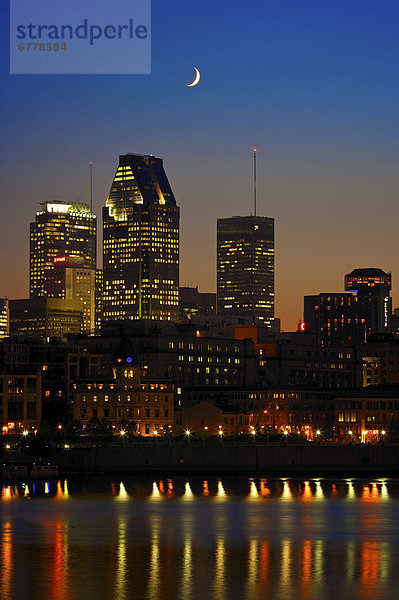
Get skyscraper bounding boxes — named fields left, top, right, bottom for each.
left=103, top=153, right=179, bottom=323
left=30, top=201, right=96, bottom=298
left=217, top=216, right=274, bottom=326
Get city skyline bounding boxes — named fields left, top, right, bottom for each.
left=1, top=1, right=398, bottom=330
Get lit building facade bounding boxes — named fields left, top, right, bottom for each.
left=0, top=298, right=9, bottom=339
left=304, top=293, right=368, bottom=347
left=30, top=201, right=96, bottom=298
left=103, top=153, right=179, bottom=323
left=73, top=349, right=174, bottom=436
left=217, top=216, right=274, bottom=326
left=10, top=298, right=83, bottom=338
left=0, top=374, right=42, bottom=434
left=95, top=269, right=103, bottom=333
left=47, top=257, right=96, bottom=333
left=345, top=268, right=392, bottom=334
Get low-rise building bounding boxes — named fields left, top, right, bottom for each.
left=176, top=401, right=252, bottom=435
left=73, top=348, right=174, bottom=436
left=0, top=373, right=42, bottom=433
left=336, top=386, right=399, bottom=442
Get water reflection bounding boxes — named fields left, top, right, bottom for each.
left=1, top=477, right=399, bottom=599
left=115, top=517, right=127, bottom=600
left=3, top=476, right=399, bottom=503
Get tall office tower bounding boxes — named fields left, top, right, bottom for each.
left=217, top=216, right=274, bottom=326
left=345, top=268, right=392, bottom=334
left=0, top=298, right=9, bottom=339
left=103, top=153, right=179, bottom=323
left=30, top=201, right=96, bottom=298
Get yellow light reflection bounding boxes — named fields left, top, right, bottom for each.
left=63, top=479, right=70, bottom=498
left=115, top=517, right=127, bottom=600
left=346, top=479, right=356, bottom=501
left=147, top=517, right=160, bottom=600
left=1, top=521, right=12, bottom=600
left=248, top=480, right=259, bottom=501
left=150, top=481, right=161, bottom=501
left=380, top=541, right=389, bottom=582
left=314, top=479, right=323, bottom=500
left=245, top=539, right=258, bottom=599
left=180, top=535, right=193, bottom=599
left=116, top=482, right=129, bottom=501
left=44, top=482, right=50, bottom=495
left=281, top=480, right=292, bottom=501
left=380, top=480, right=389, bottom=500
left=183, top=481, right=194, bottom=501
left=213, top=538, right=226, bottom=599
left=314, top=540, right=324, bottom=587
left=346, top=540, right=356, bottom=580
left=281, top=539, right=292, bottom=586
left=216, top=480, right=226, bottom=501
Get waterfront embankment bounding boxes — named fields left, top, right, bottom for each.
left=49, top=443, right=399, bottom=476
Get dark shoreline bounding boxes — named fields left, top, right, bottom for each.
left=46, top=443, right=399, bottom=477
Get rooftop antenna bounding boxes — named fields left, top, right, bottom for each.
left=90, top=161, right=93, bottom=213
left=253, top=148, right=257, bottom=217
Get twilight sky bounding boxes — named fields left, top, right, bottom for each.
left=0, top=0, right=398, bottom=330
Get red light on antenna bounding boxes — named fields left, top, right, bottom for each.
left=253, top=147, right=257, bottom=152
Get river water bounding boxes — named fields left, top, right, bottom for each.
left=1, top=476, right=399, bottom=600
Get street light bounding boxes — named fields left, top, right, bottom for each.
left=22, top=430, right=29, bottom=437
left=120, top=430, right=126, bottom=437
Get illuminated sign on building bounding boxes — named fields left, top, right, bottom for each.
left=384, top=296, right=389, bottom=329
left=46, top=203, right=71, bottom=214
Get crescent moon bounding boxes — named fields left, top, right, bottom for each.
left=187, top=67, right=200, bottom=87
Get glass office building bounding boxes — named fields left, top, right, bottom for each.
left=217, top=216, right=274, bottom=326
left=103, top=153, right=179, bottom=323
left=30, top=201, right=96, bottom=298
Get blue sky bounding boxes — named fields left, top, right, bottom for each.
left=1, top=0, right=398, bottom=328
